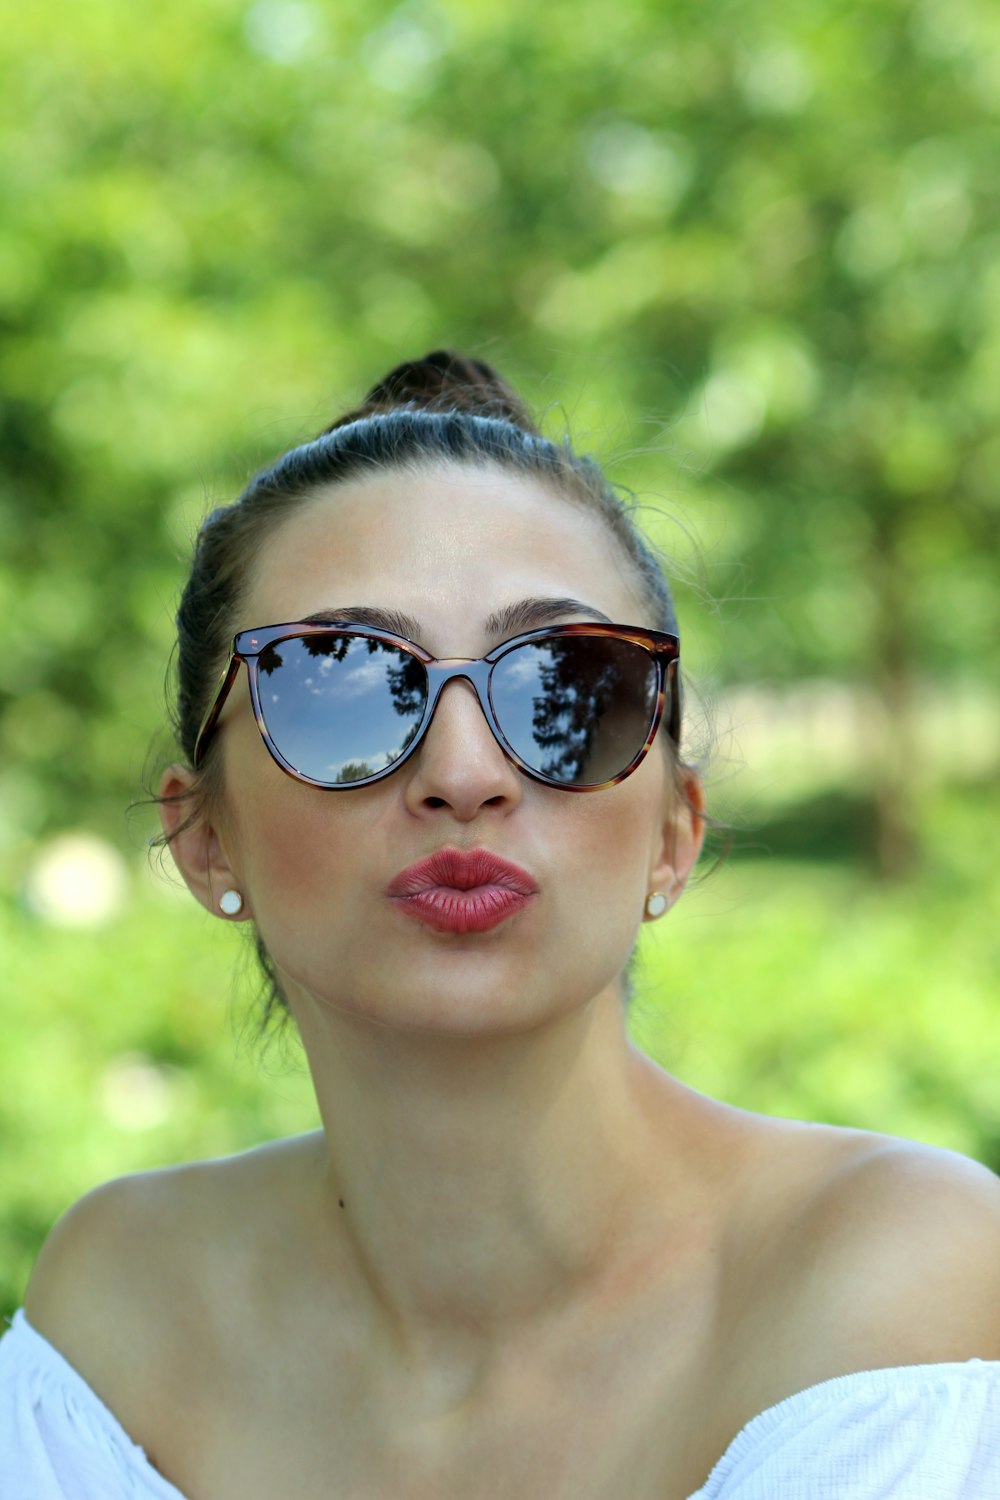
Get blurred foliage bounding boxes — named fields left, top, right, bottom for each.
left=1, top=0, right=999, bottom=1313
left=2, top=783, right=998, bottom=1322
left=1, top=0, right=998, bottom=860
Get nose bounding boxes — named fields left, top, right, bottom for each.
left=402, top=675, right=523, bottom=821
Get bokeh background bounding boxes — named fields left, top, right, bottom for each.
left=2, top=0, right=998, bottom=1321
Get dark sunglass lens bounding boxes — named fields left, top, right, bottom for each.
left=490, top=636, right=658, bottom=786
left=256, top=634, right=427, bottom=784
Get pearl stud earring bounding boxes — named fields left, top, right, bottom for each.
left=644, top=891, right=668, bottom=919
left=219, top=890, right=243, bottom=916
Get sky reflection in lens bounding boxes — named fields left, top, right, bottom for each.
left=258, top=634, right=426, bottom=781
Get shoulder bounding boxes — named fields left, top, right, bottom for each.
left=24, top=1166, right=213, bottom=1395
left=790, top=1131, right=1000, bottom=1364
left=27, top=1169, right=176, bottom=1303
left=23, top=1135, right=321, bottom=1406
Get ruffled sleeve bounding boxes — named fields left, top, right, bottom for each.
left=0, top=1310, right=189, bottom=1500
left=689, top=1359, right=1000, bottom=1499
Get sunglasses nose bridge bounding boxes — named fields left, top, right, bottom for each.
left=419, top=657, right=502, bottom=748
left=423, top=658, right=494, bottom=718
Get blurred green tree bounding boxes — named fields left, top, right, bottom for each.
left=1, top=0, right=997, bottom=871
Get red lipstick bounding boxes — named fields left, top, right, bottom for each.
left=386, top=848, right=539, bottom=934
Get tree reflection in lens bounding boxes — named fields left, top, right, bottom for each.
left=493, top=638, right=656, bottom=785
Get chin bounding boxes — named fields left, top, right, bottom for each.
left=294, top=960, right=580, bottom=1041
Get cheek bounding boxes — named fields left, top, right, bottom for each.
left=576, top=800, right=636, bottom=879
left=226, top=777, right=369, bottom=959
left=516, top=789, right=660, bottom=1013
left=221, top=715, right=367, bottom=901
left=563, top=787, right=661, bottom=932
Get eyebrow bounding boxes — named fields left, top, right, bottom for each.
left=299, top=597, right=614, bottom=641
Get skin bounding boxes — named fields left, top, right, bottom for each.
left=24, top=464, right=1000, bottom=1500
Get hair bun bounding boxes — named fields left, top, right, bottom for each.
left=320, top=350, right=540, bottom=437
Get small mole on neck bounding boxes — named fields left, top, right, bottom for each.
left=338, top=1198, right=345, bottom=1209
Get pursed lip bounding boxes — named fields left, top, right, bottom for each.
left=385, top=848, right=539, bottom=935
left=386, top=847, right=539, bottom=899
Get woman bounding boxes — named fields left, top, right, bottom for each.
left=2, top=351, right=998, bottom=1499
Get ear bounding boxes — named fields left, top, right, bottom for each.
left=157, top=764, right=251, bottom=921
left=646, top=764, right=706, bottom=914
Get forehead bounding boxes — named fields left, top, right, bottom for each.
left=244, top=463, right=649, bottom=648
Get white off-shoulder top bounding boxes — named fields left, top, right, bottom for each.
left=1, top=1310, right=998, bottom=1498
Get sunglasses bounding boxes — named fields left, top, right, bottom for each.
left=193, top=621, right=681, bottom=792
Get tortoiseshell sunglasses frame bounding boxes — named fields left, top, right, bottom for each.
left=193, top=620, right=681, bottom=792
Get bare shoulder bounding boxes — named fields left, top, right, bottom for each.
left=24, top=1134, right=322, bottom=1412
left=785, top=1125, right=1000, bottom=1364
left=23, top=1168, right=194, bottom=1425
left=26, top=1162, right=220, bottom=1362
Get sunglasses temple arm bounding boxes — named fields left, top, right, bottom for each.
left=666, top=657, right=682, bottom=746
left=193, top=652, right=242, bottom=767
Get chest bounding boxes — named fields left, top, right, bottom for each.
left=143, top=1303, right=742, bottom=1500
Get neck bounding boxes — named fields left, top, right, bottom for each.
left=291, top=986, right=685, bottom=1358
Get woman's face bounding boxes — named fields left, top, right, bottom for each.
left=204, top=463, right=698, bottom=1037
